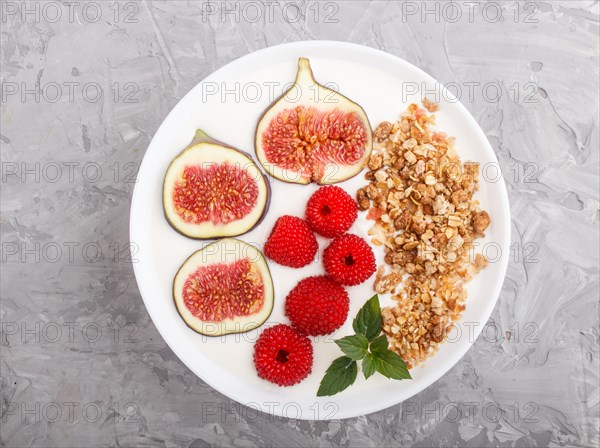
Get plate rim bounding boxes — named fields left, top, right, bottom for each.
left=130, top=40, right=511, bottom=420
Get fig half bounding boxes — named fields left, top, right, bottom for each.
left=173, top=238, right=274, bottom=336
left=255, top=58, right=373, bottom=184
left=163, top=130, right=270, bottom=239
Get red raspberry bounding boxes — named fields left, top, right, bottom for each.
left=253, top=324, right=313, bottom=387
left=305, top=186, right=358, bottom=238
left=323, top=234, right=376, bottom=286
left=285, top=276, right=349, bottom=336
left=264, top=216, right=318, bottom=268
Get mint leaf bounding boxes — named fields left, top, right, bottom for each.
left=370, top=334, right=389, bottom=354
left=317, top=356, right=358, bottom=397
left=315, top=294, right=412, bottom=397
left=362, top=353, right=378, bottom=379
left=375, top=350, right=412, bottom=380
left=335, top=334, right=369, bottom=361
left=352, top=295, right=382, bottom=341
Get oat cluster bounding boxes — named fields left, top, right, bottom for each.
left=356, top=101, right=491, bottom=368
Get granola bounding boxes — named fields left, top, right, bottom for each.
left=358, top=103, right=491, bottom=368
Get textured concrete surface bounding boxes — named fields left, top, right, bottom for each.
left=1, top=1, right=599, bottom=447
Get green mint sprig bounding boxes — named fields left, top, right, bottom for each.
left=317, top=295, right=411, bottom=397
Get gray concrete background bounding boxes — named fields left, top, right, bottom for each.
left=1, top=1, right=599, bottom=447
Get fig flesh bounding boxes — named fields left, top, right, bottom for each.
left=255, top=58, right=373, bottom=184
left=173, top=238, right=274, bottom=336
left=163, top=130, right=270, bottom=239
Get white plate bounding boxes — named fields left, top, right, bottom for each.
left=130, top=41, right=510, bottom=420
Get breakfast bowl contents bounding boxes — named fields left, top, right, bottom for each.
left=173, top=238, right=274, bottom=336
left=255, top=58, right=373, bottom=184
left=131, top=43, right=509, bottom=419
left=357, top=103, right=491, bottom=368
left=163, top=129, right=270, bottom=239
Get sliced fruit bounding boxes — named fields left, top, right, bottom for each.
left=173, top=238, right=274, bottom=336
left=255, top=58, right=373, bottom=185
left=164, top=129, right=270, bottom=239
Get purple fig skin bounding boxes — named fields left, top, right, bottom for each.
left=254, top=57, right=373, bottom=185
left=163, top=129, right=271, bottom=240
left=172, top=239, right=274, bottom=337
